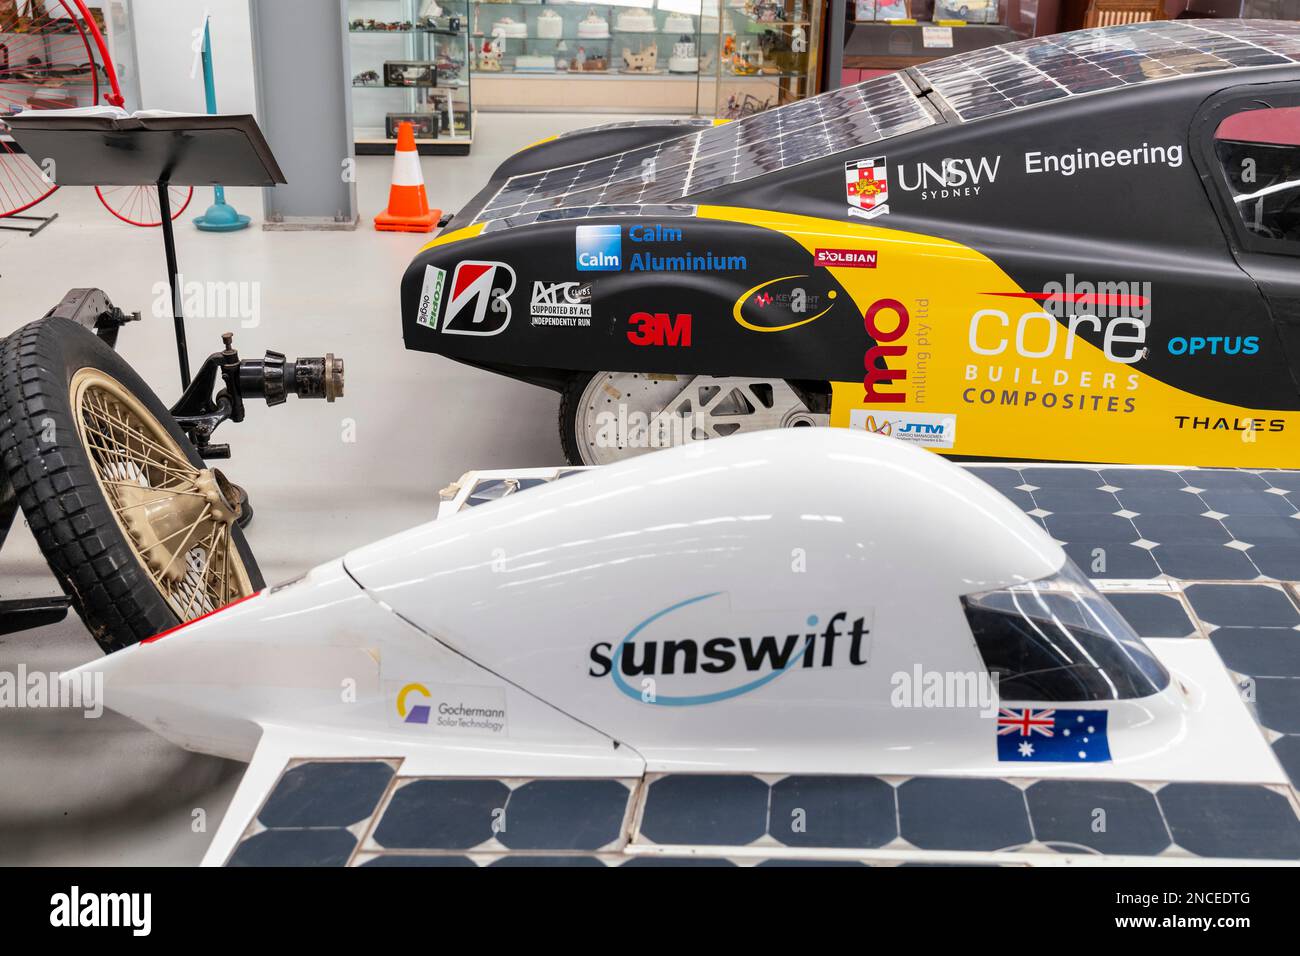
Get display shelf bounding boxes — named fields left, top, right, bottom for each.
left=842, top=20, right=1017, bottom=69
left=346, top=0, right=474, bottom=153
left=355, top=118, right=475, bottom=154
left=454, top=0, right=819, bottom=116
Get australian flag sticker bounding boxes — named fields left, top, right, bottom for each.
left=996, top=708, right=1111, bottom=762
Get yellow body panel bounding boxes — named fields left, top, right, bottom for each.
left=698, top=205, right=1297, bottom=467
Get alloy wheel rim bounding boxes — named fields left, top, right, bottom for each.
left=577, top=371, right=822, bottom=466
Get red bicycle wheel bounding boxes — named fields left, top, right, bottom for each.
left=0, top=0, right=118, bottom=218
left=94, top=184, right=195, bottom=227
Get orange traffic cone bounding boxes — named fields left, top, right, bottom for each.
left=375, top=121, right=440, bottom=233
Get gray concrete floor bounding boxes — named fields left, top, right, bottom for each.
left=0, top=112, right=639, bottom=865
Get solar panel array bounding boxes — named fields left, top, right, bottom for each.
left=920, top=19, right=1300, bottom=121
left=471, top=21, right=1300, bottom=228
left=472, top=71, right=936, bottom=225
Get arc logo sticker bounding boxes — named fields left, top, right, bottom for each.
left=441, top=260, right=516, bottom=335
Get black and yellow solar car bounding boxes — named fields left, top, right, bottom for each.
left=403, top=20, right=1300, bottom=467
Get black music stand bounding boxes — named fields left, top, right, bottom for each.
left=4, top=112, right=287, bottom=389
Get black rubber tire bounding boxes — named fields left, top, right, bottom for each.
left=558, top=371, right=598, bottom=466
left=0, top=317, right=264, bottom=654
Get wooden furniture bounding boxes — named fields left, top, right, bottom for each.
left=1083, top=0, right=1166, bottom=28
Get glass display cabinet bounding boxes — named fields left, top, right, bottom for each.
left=709, top=0, right=822, bottom=119
left=841, top=0, right=1022, bottom=83
left=466, top=0, right=716, bottom=113
left=460, top=0, right=820, bottom=118
left=347, top=0, right=474, bottom=154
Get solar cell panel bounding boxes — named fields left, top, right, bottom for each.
left=473, top=71, right=936, bottom=224
left=471, top=21, right=1300, bottom=228
left=920, top=20, right=1300, bottom=122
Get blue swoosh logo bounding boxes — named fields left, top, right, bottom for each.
left=611, top=593, right=811, bottom=707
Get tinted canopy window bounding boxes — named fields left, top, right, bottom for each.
left=1215, top=105, right=1300, bottom=247
left=963, top=562, right=1170, bottom=701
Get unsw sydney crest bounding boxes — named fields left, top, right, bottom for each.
left=588, top=593, right=871, bottom=706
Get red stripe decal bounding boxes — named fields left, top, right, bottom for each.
left=983, top=291, right=1150, bottom=307
left=142, top=591, right=262, bottom=645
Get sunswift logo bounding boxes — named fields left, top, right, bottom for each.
left=576, top=224, right=622, bottom=271
left=588, top=593, right=871, bottom=706
left=50, top=886, right=151, bottom=936
left=897, top=156, right=1000, bottom=200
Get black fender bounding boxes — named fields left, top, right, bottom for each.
left=400, top=213, right=867, bottom=389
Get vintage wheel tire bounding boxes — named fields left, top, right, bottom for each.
left=0, top=317, right=264, bottom=654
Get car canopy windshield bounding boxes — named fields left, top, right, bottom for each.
left=962, top=562, right=1170, bottom=701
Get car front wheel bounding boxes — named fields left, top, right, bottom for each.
left=559, top=371, right=828, bottom=466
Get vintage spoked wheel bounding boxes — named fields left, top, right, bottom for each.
left=0, top=317, right=263, bottom=653
left=559, top=371, right=827, bottom=466
left=94, top=185, right=195, bottom=227
left=0, top=0, right=120, bottom=220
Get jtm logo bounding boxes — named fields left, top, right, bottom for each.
left=576, top=224, right=622, bottom=271
left=900, top=423, right=944, bottom=435
left=628, top=312, right=692, bottom=347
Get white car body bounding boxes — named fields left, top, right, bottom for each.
left=73, top=430, right=1289, bottom=866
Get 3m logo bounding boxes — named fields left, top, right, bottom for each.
left=628, top=312, right=692, bottom=347
left=441, top=261, right=516, bottom=336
